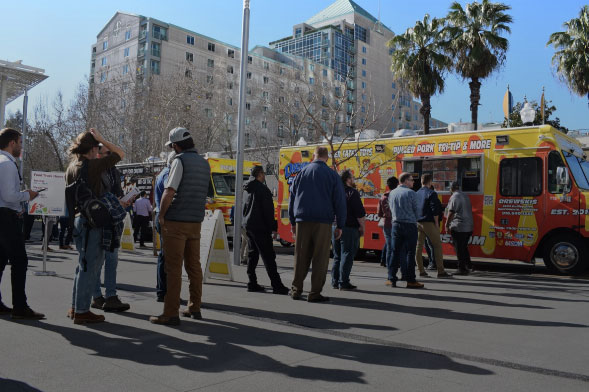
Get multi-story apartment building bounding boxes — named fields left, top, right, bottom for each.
left=89, top=0, right=446, bottom=161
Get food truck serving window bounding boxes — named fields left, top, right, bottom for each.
left=500, top=157, right=542, bottom=196
left=403, top=157, right=481, bottom=193
left=212, top=174, right=250, bottom=196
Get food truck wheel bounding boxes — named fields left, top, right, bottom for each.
left=542, top=235, right=588, bottom=275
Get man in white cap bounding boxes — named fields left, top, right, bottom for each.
left=150, top=127, right=210, bottom=326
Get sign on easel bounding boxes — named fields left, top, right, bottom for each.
left=120, top=214, right=135, bottom=251
left=200, top=209, right=233, bottom=283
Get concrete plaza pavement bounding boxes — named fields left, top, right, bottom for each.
left=1, top=240, right=589, bottom=392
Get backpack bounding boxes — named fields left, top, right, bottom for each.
left=65, top=160, right=113, bottom=229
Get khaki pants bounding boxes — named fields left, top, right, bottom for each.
left=416, top=221, right=445, bottom=274
left=162, top=220, right=202, bottom=317
left=291, top=222, right=332, bottom=299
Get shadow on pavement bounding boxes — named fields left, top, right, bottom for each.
left=27, top=313, right=493, bottom=382
left=0, top=378, right=42, bottom=392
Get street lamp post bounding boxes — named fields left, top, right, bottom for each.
left=233, top=0, right=250, bottom=266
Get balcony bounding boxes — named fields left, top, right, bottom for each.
left=346, top=80, right=355, bottom=90
left=139, top=30, right=147, bottom=41
left=347, top=95, right=355, bottom=103
left=138, top=47, right=146, bottom=58
left=151, top=48, right=161, bottom=58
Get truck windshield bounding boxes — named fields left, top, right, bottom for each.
left=563, top=152, right=589, bottom=190
left=212, top=174, right=250, bottom=196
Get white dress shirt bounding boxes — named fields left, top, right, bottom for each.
left=0, top=150, right=30, bottom=212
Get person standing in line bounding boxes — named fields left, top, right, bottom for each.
left=133, top=191, right=152, bottom=248
left=150, top=127, right=210, bottom=326
left=288, top=146, right=346, bottom=302
left=91, top=145, right=130, bottom=312
left=331, top=170, right=365, bottom=290
left=388, top=172, right=424, bottom=288
left=378, top=176, right=398, bottom=286
left=415, top=174, right=451, bottom=278
left=154, top=151, right=176, bottom=302
left=445, top=181, right=474, bottom=275
left=0, top=128, right=44, bottom=319
left=242, top=165, right=289, bottom=294
left=65, top=129, right=125, bottom=324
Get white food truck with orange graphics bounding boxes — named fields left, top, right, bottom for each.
left=276, top=125, right=589, bottom=275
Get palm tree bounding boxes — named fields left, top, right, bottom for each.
left=446, top=0, right=512, bottom=129
left=388, top=14, right=452, bottom=135
left=547, top=6, right=589, bottom=101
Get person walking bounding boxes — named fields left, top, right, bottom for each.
left=65, top=128, right=125, bottom=324
left=91, top=145, right=130, bottom=312
left=415, top=174, right=451, bottom=278
left=331, top=170, right=365, bottom=290
left=288, top=146, right=346, bottom=302
left=0, top=128, right=44, bottom=320
left=154, top=151, right=175, bottom=302
left=388, top=172, right=424, bottom=288
left=150, top=127, right=210, bottom=326
left=445, top=181, right=474, bottom=275
left=133, top=191, right=152, bottom=247
left=378, top=176, right=398, bottom=286
left=242, top=165, right=289, bottom=294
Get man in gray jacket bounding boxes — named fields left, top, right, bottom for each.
left=150, top=127, right=210, bottom=326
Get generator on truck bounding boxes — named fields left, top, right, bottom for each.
left=276, top=125, right=589, bottom=275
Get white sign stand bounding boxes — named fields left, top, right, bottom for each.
left=29, top=171, right=65, bottom=277
left=200, top=210, right=233, bottom=283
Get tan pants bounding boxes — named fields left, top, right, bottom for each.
left=162, top=220, right=202, bottom=317
left=416, top=221, right=445, bottom=274
left=291, top=222, right=332, bottom=299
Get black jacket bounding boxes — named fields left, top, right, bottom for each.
left=242, top=177, right=277, bottom=233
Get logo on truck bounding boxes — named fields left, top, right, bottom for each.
left=284, top=162, right=310, bottom=185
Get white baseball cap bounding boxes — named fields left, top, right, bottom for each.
left=166, top=127, right=192, bottom=147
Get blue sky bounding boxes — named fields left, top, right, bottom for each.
left=2, top=0, right=588, bottom=130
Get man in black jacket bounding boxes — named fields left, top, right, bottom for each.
left=242, top=166, right=289, bottom=294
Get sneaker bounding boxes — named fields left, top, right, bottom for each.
left=406, top=281, right=425, bottom=289
left=427, top=264, right=437, bottom=271
left=291, top=291, right=302, bottom=300
left=149, top=314, right=180, bottom=326
left=437, top=272, right=453, bottom=278
left=419, top=271, right=429, bottom=277
left=73, top=311, right=105, bottom=324
left=272, top=286, right=290, bottom=295
left=91, top=296, right=105, bottom=310
left=11, top=306, right=45, bottom=320
left=181, top=309, right=203, bottom=320
left=103, top=296, right=130, bottom=312
left=247, top=283, right=265, bottom=292
left=339, top=283, right=357, bottom=291
left=308, top=295, right=330, bottom=303
left=0, top=301, right=12, bottom=315
left=67, top=307, right=74, bottom=319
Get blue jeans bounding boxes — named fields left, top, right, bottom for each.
left=94, top=248, right=119, bottom=298
left=155, top=213, right=166, bottom=298
left=331, top=226, right=360, bottom=287
left=383, top=226, right=395, bottom=279
left=72, top=216, right=105, bottom=313
left=390, top=222, right=417, bottom=283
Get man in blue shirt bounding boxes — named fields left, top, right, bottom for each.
left=0, top=128, right=43, bottom=319
left=154, top=151, right=175, bottom=302
left=288, top=146, right=346, bottom=302
left=388, top=172, right=424, bottom=288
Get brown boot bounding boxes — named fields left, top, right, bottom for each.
left=149, top=314, right=180, bottom=326
left=406, top=281, right=425, bottom=289
left=73, top=311, right=105, bottom=324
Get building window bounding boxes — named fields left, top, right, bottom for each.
left=362, top=70, right=366, bottom=77
left=185, top=69, right=192, bottom=78
left=186, top=52, right=193, bottom=62
left=263, top=106, right=268, bottom=112
left=248, top=56, right=252, bottom=64
left=295, top=27, right=302, bottom=38
left=124, top=48, right=130, bottom=57
left=247, top=72, right=252, bottom=79
left=362, top=58, right=366, bottom=65
left=150, top=60, right=160, bottom=75
left=151, top=42, right=161, bottom=57
left=101, top=57, right=107, bottom=66
left=392, top=82, right=396, bottom=89
left=100, top=72, right=106, bottom=82
left=263, top=76, right=269, bottom=84
left=152, top=25, right=167, bottom=40
left=278, top=125, right=284, bottom=137
left=121, top=99, right=126, bottom=109
left=262, top=91, right=269, bottom=99
left=323, top=69, right=328, bottom=77
left=227, top=97, right=233, bottom=106
left=361, top=106, right=365, bottom=113
left=362, top=46, right=366, bottom=53
left=103, top=41, right=108, bottom=50
left=125, top=30, right=131, bottom=41
left=262, top=120, right=267, bottom=129
left=208, top=42, right=215, bottom=52
left=264, top=61, right=269, bottom=70
left=278, top=96, right=285, bottom=103
left=122, top=64, right=129, bottom=74
left=205, top=108, right=213, bottom=118
left=207, top=59, right=214, bottom=67
left=280, top=67, right=285, bottom=75
left=247, top=88, right=251, bottom=95
left=227, top=49, right=234, bottom=58
left=205, top=93, right=213, bottom=99
left=207, top=75, right=214, bottom=84
left=310, top=64, right=315, bottom=71
left=392, top=94, right=396, bottom=100
left=245, top=117, right=251, bottom=125
left=227, top=65, right=233, bottom=74
left=309, top=77, right=315, bottom=85
left=227, top=81, right=233, bottom=89
left=361, top=93, right=366, bottom=101
left=187, top=35, right=194, bottom=45
left=361, top=81, right=366, bottom=89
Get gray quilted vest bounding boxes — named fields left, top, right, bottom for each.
left=165, top=149, right=210, bottom=223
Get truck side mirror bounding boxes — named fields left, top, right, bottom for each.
left=556, top=166, right=570, bottom=193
